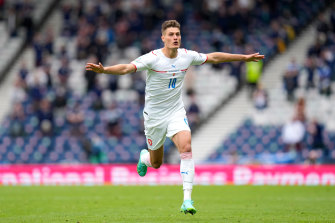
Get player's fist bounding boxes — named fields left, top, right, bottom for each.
left=85, top=62, right=105, bottom=73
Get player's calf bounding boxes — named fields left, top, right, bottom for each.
left=151, top=159, right=162, bottom=169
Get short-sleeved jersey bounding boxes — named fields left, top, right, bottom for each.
left=131, top=48, right=207, bottom=119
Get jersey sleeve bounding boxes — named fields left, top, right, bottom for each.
left=131, top=52, right=155, bottom=72
left=188, top=50, right=208, bottom=66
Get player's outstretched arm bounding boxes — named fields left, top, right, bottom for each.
left=206, top=52, right=265, bottom=64
left=85, top=62, right=136, bottom=75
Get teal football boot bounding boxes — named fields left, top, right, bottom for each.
left=180, top=200, right=197, bottom=215
left=137, top=149, right=148, bottom=177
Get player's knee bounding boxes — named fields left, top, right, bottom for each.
left=151, top=160, right=162, bottom=169
left=181, top=143, right=192, bottom=153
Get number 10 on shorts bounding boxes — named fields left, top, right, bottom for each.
left=168, top=78, right=177, bottom=89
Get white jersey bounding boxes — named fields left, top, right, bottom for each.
left=131, top=48, right=207, bottom=119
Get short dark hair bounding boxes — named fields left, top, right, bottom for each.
left=161, top=20, right=181, bottom=34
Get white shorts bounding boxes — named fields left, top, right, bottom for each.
left=143, top=108, right=191, bottom=150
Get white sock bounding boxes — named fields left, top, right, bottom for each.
left=180, top=152, right=194, bottom=201
left=184, top=189, right=192, bottom=201
left=141, top=150, right=152, bottom=167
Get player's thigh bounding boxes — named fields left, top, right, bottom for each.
left=144, top=118, right=167, bottom=151
left=171, top=130, right=192, bottom=154
left=167, top=109, right=192, bottom=153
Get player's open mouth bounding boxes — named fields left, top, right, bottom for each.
left=173, top=42, right=179, bottom=45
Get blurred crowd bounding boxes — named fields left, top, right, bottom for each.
left=208, top=2, right=335, bottom=165
left=250, top=3, right=335, bottom=109
left=1, top=0, right=332, bottom=164
left=248, top=5, right=335, bottom=164
left=281, top=6, right=335, bottom=164
left=1, top=0, right=34, bottom=42
left=283, top=5, right=335, bottom=101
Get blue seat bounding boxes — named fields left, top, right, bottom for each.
left=207, top=119, right=334, bottom=164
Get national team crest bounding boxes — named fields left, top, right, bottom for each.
left=148, top=139, right=152, bottom=146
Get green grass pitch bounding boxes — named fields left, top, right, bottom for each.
left=0, top=185, right=334, bottom=223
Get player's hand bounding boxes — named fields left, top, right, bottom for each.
left=245, top=53, right=265, bottom=62
left=85, top=62, right=105, bottom=73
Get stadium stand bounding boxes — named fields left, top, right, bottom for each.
left=0, top=0, right=331, bottom=164
left=0, top=0, right=59, bottom=82
left=208, top=119, right=335, bottom=164
left=208, top=4, right=335, bottom=164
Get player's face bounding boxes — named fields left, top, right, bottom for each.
left=162, top=27, right=181, bottom=49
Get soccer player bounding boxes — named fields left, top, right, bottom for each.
left=86, top=20, right=264, bottom=215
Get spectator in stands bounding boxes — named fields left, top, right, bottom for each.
left=57, top=45, right=69, bottom=59
left=245, top=46, right=263, bottom=95
left=106, top=118, right=122, bottom=139
left=140, top=39, right=154, bottom=55
left=229, top=61, right=243, bottom=89
left=108, top=74, right=119, bottom=92
left=99, top=16, right=115, bottom=46
left=282, top=115, right=305, bottom=152
left=53, top=86, right=68, bottom=110
left=132, top=74, right=146, bottom=106
left=61, top=2, right=78, bottom=37
left=316, top=14, right=330, bottom=35
left=283, top=57, right=300, bottom=101
left=9, top=103, right=25, bottom=137
left=26, top=66, right=48, bottom=110
left=317, top=60, right=332, bottom=97
left=322, top=49, right=335, bottom=82
left=18, top=62, right=29, bottom=80
left=33, top=33, right=44, bottom=67
left=305, top=118, right=326, bottom=165
left=295, top=97, right=306, bottom=123
left=307, top=39, right=323, bottom=58
left=21, top=6, right=34, bottom=44
left=6, top=6, right=19, bottom=37
left=37, top=99, right=54, bottom=136
left=26, top=63, right=48, bottom=88
left=89, top=135, right=107, bottom=163
left=58, top=57, right=71, bottom=85
left=305, top=150, right=320, bottom=165
left=85, top=55, right=98, bottom=92
left=91, top=89, right=104, bottom=111
left=186, top=89, right=201, bottom=130
left=66, top=100, right=84, bottom=137
left=282, top=98, right=306, bottom=152
left=104, top=102, right=123, bottom=139
left=307, top=118, right=326, bottom=153
left=12, top=76, right=27, bottom=103
left=304, top=56, right=317, bottom=89
left=76, top=34, right=90, bottom=60
left=44, top=28, right=54, bottom=55
left=92, top=32, right=109, bottom=63
left=269, top=20, right=287, bottom=53
left=46, top=63, right=54, bottom=88
left=252, top=82, right=268, bottom=110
